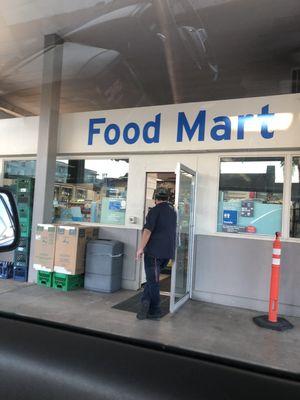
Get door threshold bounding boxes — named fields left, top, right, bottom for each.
left=160, top=291, right=171, bottom=297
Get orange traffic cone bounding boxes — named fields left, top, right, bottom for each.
left=253, top=232, right=293, bottom=331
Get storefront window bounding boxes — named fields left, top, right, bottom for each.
left=53, top=159, right=129, bottom=225
left=3, top=160, right=36, bottom=193
left=217, top=158, right=284, bottom=235
left=290, top=157, right=300, bottom=237
left=4, top=160, right=36, bottom=178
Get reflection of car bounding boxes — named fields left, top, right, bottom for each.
left=2, top=42, right=149, bottom=115
left=0, top=211, right=14, bottom=246
left=0, top=188, right=20, bottom=253
left=0, top=228, right=14, bottom=246
left=1, top=0, right=219, bottom=113
left=66, top=0, right=218, bottom=104
left=161, top=0, right=218, bottom=80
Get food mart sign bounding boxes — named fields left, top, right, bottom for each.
left=75, top=93, right=298, bottom=153
left=87, top=104, right=277, bottom=147
left=0, top=93, right=299, bottom=155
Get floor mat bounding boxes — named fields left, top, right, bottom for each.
left=112, top=292, right=170, bottom=318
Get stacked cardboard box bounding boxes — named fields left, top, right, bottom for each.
left=33, top=224, right=98, bottom=290
left=33, top=224, right=57, bottom=272
left=54, top=226, right=98, bottom=275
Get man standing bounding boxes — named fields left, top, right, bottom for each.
left=136, top=188, right=177, bottom=320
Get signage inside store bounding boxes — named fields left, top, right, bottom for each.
left=88, top=104, right=275, bottom=146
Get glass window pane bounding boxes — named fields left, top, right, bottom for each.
left=4, top=160, right=36, bottom=179
left=3, top=160, right=36, bottom=197
left=53, top=159, right=129, bottom=225
left=217, top=158, right=284, bottom=235
left=290, top=157, right=300, bottom=237
left=175, top=169, right=194, bottom=303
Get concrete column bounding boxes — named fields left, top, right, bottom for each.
left=28, top=34, right=64, bottom=282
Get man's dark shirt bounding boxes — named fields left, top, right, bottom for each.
left=143, top=202, right=177, bottom=259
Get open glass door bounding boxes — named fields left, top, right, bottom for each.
left=170, top=163, right=196, bottom=313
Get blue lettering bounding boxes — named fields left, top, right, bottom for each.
left=259, top=104, right=274, bottom=139
left=143, top=114, right=161, bottom=144
left=104, top=124, right=120, bottom=145
left=123, top=122, right=140, bottom=144
left=177, top=110, right=206, bottom=142
left=88, top=118, right=106, bottom=145
left=237, top=114, right=254, bottom=140
left=89, top=106, right=275, bottom=147
left=210, top=116, right=231, bottom=141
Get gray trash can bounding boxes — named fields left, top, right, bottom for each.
left=84, top=240, right=124, bottom=293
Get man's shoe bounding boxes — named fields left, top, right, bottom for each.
left=147, top=311, right=162, bottom=320
left=136, top=301, right=150, bottom=320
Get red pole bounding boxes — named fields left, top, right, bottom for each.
left=268, top=232, right=281, bottom=323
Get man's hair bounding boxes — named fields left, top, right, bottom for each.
left=155, top=188, right=169, bottom=201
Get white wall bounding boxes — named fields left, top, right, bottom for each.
left=0, top=117, right=38, bottom=156
left=194, top=154, right=220, bottom=234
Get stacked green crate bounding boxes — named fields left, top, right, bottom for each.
left=37, top=270, right=53, bottom=288
left=53, top=273, right=84, bottom=291
left=14, top=178, right=35, bottom=282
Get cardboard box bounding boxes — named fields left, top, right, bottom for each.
left=33, top=224, right=57, bottom=272
left=54, top=226, right=98, bottom=275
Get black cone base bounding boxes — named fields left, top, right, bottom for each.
left=253, top=315, right=294, bottom=331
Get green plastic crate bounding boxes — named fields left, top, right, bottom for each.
left=14, top=251, right=29, bottom=264
left=17, top=178, right=34, bottom=194
left=19, top=215, right=32, bottom=225
left=20, top=219, right=31, bottom=238
left=37, top=271, right=53, bottom=288
left=19, top=218, right=31, bottom=237
left=17, top=193, right=33, bottom=205
left=17, top=204, right=32, bottom=219
left=53, top=273, right=84, bottom=291
left=16, top=238, right=30, bottom=254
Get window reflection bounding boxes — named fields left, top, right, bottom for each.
left=53, top=159, right=129, bottom=225
left=3, top=159, right=129, bottom=226
left=218, top=158, right=284, bottom=235
left=1, top=0, right=299, bottom=118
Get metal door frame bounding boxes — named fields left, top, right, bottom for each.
left=170, top=163, right=196, bottom=313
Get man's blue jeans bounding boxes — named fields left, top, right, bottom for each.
left=141, top=254, right=169, bottom=313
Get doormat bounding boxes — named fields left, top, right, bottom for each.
left=112, top=292, right=170, bottom=318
